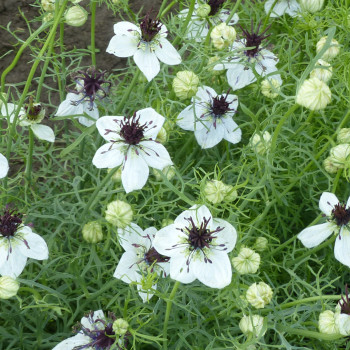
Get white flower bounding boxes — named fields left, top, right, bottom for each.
left=113, top=223, right=170, bottom=302
left=92, top=108, right=173, bottom=193
left=0, top=209, right=49, bottom=278
left=1, top=101, right=54, bottom=142
left=106, top=16, right=181, bottom=81
left=52, top=310, right=126, bottom=349
left=176, top=86, right=241, bottom=149
left=178, top=1, right=239, bottom=41
left=297, top=192, right=350, bottom=267
left=214, top=26, right=279, bottom=91
left=264, top=0, right=300, bottom=17
left=153, top=205, right=237, bottom=289
left=0, top=153, right=9, bottom=179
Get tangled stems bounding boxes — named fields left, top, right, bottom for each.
left=163, top=280, right=180, bottom=350
left=173, top=0, right=196, bottom=47
left=276, top=325, right=344, bottom=341
left=262, top=0, right=279, bottom=30
left=115, top=70, right=140, bottom=114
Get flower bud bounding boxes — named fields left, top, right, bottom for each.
left=239, top=315, right=266, bottom=338
left=337, top=128, right=350, bottom=144
left=112, top=318, right=129, bottom=336
left=153, top=166, right=176, bottom=181
left=316, top=36, right=340, bottom=61
left=161, top=218, right=174, bottom=227
left=210, top=23, right=236, bottom=50
left=300, top=0, right=324, bottom=13
left=207, top=56, right=223, bottom=76
left=0, top=276, right=20, bottom=299
left=203, top=180, right=228, bottom=204
left=223, top=184, right=237, bottom=202
left=197, top=3, right=211, bottom=18
left=172, top=71, right=199, bottom=100
left=250, top=131, right=272, bottom=155
left=232, top=247, right=260, bottom=274
left=82, top=221, right=103, bottom=243
left=42, top=0, right=55, bottom=12
left=261, top=78, right=281, bottom=98
left=323, top=157, right=340, bottom=174
left=65, top=6, right=88, bottom=27
left=246, top=282, right=273, bottom=309
left=156, top=127, right=167, bottom=144
left=296, top=77, right=331, bottom=111
left=319, top=310, right=339, bottom=334
left=310, top=59, right=332, bottom=83
left=253, top=237, right=268, bottom=252
left=108, top=167, right=122, bottom=183
left=105, top=200, right=133, bottom=228
left=329, top=144, right=350, bottom=168
left=43, top=12, right=54, bottom=22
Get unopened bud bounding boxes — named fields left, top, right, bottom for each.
left=197, top=4, right=211, bottom=18
left=300, top=0, right=324, bottom=13
left=239, top=315, right=266, bottom=338
left=316, top=36, right=340, bottom=61
left=323, top=157, right=340, bottom=174
left=250, top=131, right=272, bottom=155
left=211, top=23, right=236, bottom=50
left=319, top=310, right=339, bottom=334
left=172, top=71, right=199, bottom=100
left=112, top=318, right=129, bottom=336
left=82, top=221, right=103, bottom=243
left=232, top=247, right=260, bottom=274
left=105, top=200, right=133, bottom=228
left=329, top=144, right=350, bottom=168
left=0, top=276, right=20, bottom=299
left=65, top=6, right=88, bottom=27
left=246, top=282, right=273, bottom=309
left=261, top=78, right=282, bottom=98
left=310, top=59, right=332, bottom=83
left=41, top=0, right=55, bottom=12
left=337, top=128, right=350, bottom=144
left=153, top=166, right=176, bottom=181
left=156, top=127, right=167, bottom=144
left=253, top=237, right=268, bottom=252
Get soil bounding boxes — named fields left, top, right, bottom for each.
left=0, top=0, right=164, bottom=103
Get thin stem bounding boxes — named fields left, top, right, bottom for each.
left=159, top=1, right=177, bottom=18
left=262, top=0, right=279, bottom=30
left=158, top=0, right=169, bottom=18
left=173, top=0, right=196, bottom=47
left=163, top=280, right=180, bottom=350
left=90, top=0, right=97, bottom=66
left=115, top=71, right=140, bottom=113
left=276, top=325, right=344, bottom=340
left=25, top=128, right=34, bottom=185
left=226, top=0, right=242, bottom=24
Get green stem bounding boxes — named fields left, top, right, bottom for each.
left=173, top=0, right=196, bottom=47
left=158, top=0, right=169, bottom=18
left=25, top=128, right=34, bottom=185
left=262, top=0, right=279, bottom=30
left=115, top=71, right=140, bottom=113
left=159, top=1, right=177, bottom=18
left=276, top=325, right=344, bottom=340
left=90, top=0, right=97, bottom=66
left=163, top=281, right=180, bottom=350
left=59, top=22, right=66, bottom=99
left=226, top=0, right=242, bottom=23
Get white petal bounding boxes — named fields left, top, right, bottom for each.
left=154, top=39, right=181, bottom=65
left=118, top=223, right=146, bottom=252
left=137, top=282, right=155, bottom=303
left=297, top=222, right=335, bottom=248
left=113, top=21, right=140, bottom=36
left=79, top=102, right=99, bottom=126
left=265, top=0, right=288, bottom=17
left=153, top=224, right=187, bottom=257
left=223, top=119, right=242, bottom=144
left=121, top=147, right=149, bottom=193
left=174, top=205, right=213, bottom=229
left=106, top=35, right=138, bottom=57
left=334, top=228, right=350, bottom=267
left=338, top=314, right=350, bottom=336
left=134, top=48, right=160, bottom=82
left=212, top=218, right=237, bottom=253
left=192, top=250, right=232, bottom=288
left=113, top=251, right=139, bottom=283
left=176, top=105, right=196, bottom=131
left=227, top=64, right=256, bottom=91
left=31, top=124, right=55, bottom=143
left=136, top=108, right=164, bottom=139
left=285, top=0, right=300, bottom=16
left=92, top=143, right=124, bottom=169
left=18, top=227, right=49, bottom=260
left=195, top=120, right=225, bottom=149
left=195, top=86, right=216, bottom=102
left=319, top=192, right=339, bottom=217
left=346, top=195, right=350, bottom=209
left=0, top=153, right=9, bottom=178
left=139, top=141, right=172, bottom=170
left=170, top=254, right=196, bottom=284
left=52, top=333, right=90, bottom=350
left=96, top=116, right=124, bottom=141
left=55, top=94, right=83, bottom=116
left=0, top=246, right=27, bottom=278
left=81, top=310, right=105, bottom=328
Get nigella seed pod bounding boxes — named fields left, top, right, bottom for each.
left=300, top=0, right=325, bottom=13
left=0, top=276, right=20, bottom=299
left=246, top=282, right=273, bottom=309
left=65, top=6, right=88, bottom=27
left=310, top=59, right=332, bottom=83
left=82, top=221, right=103, bottom=243
left=105, top=200, right=133, bottom=228
left=172, top=71, right=199, bottom=100
left=210, top=23, right=236, bottom=50
left=316, top=36, right=340, bottom=61
left=319, top=310, right=339, bottom=334
left=231, top=247, right=260, bottom=274
left=239, top=315, right=266, bottom=338
left=337, top=128, right=350, bottom=144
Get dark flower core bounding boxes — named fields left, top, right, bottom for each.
left=24, top=100, right=43, bottom=121
left=144, top=247, right=170, bottom=265
left=0, top=209, right=22, bottom=238
left=119, top=114, right=148, bottom=145
left=73, top=312, right=122, bottom=350
left=71, top=67, right=111, bottom=110
left=339, top=285, right=350, bottom=315
left=332, top=203, right=350, bottom=227
left=207, top=0, right=226, bottom=16
left=210, top=90, right=235, bottom=117
left=240, top=22, right=270, bottom=58
left=139, top=14, right=162, bottom=42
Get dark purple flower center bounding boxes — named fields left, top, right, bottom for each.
left=240, top=22, right=270, bottom=58
left=332, top=203, right=350, bottom=226
left=24, top=97, right=43, bottom=121
left=0, top=209, right=22, bottom=238
left=339, top=285, right=350, bottom=315
left=119, top=115, right=148, bottom=145
left=71, top=67, right=111, bottom=110
left=139, top=14, right=162, bottom=42
left=144, top=247, right=170, bottom=265
left=207, top=0, right=226, bottom=16
left=210, top=92, right=233, bottom=117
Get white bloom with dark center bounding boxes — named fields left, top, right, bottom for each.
left=0, top=209, right=48, bottom=278
left=214, top=24, right=279, bottom=91
left=297, top=192, right=350, bottom=267
left=113, top=223, right=170, bottom=302
left=264, top=0, right=300, bottom=17
left=92, top=107, right=173, bottom=193
left=153, top=205, right=237, bottom=289
left=176, top=86, right=241, bottom=149
left=179, top=1, right=239, bottom=41
left=52, top=310, right=126, bottom=349
left=106, top=15, right=181, bottom=82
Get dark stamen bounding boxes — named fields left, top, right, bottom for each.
left=210, top=89, right=234, bottom=117
left=207, top=0, right=226, bottom=16
left=119, top=113, right=148, bottom=145
left=139, top=13, right=162, bottom=42
left=332, top=203, right=350, bottom=227
left=144, top=247, right=170, bottom=265
left=0, top=208, right=22, bottom=238
left=339, top=285, right=350, bottom=315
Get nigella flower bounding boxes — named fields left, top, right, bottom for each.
left=56, top=67, right=111, bottom=127
left=214, top=22, right=279, bottom=91
left=264, top=0, right=300, bottom=17
left=153, top=205, right=237, bottom=289
left=52, top=310, right=128, bottom=350
left=0, top=208, right=49, bottom=278
left=178, top=0, right=239, bottom=41
left=113, top=223, right=170, bottom=302
left=0, top=153, right=9, bottom=179
left=176, top=86, right=241, bottom=149
left=336, top=285, right=350, bottom=336
left=92, top=107, right=173, bottom=193
left=297, top=192, right=350, bottom=267
left=106, top=13, right=181, bottom=81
